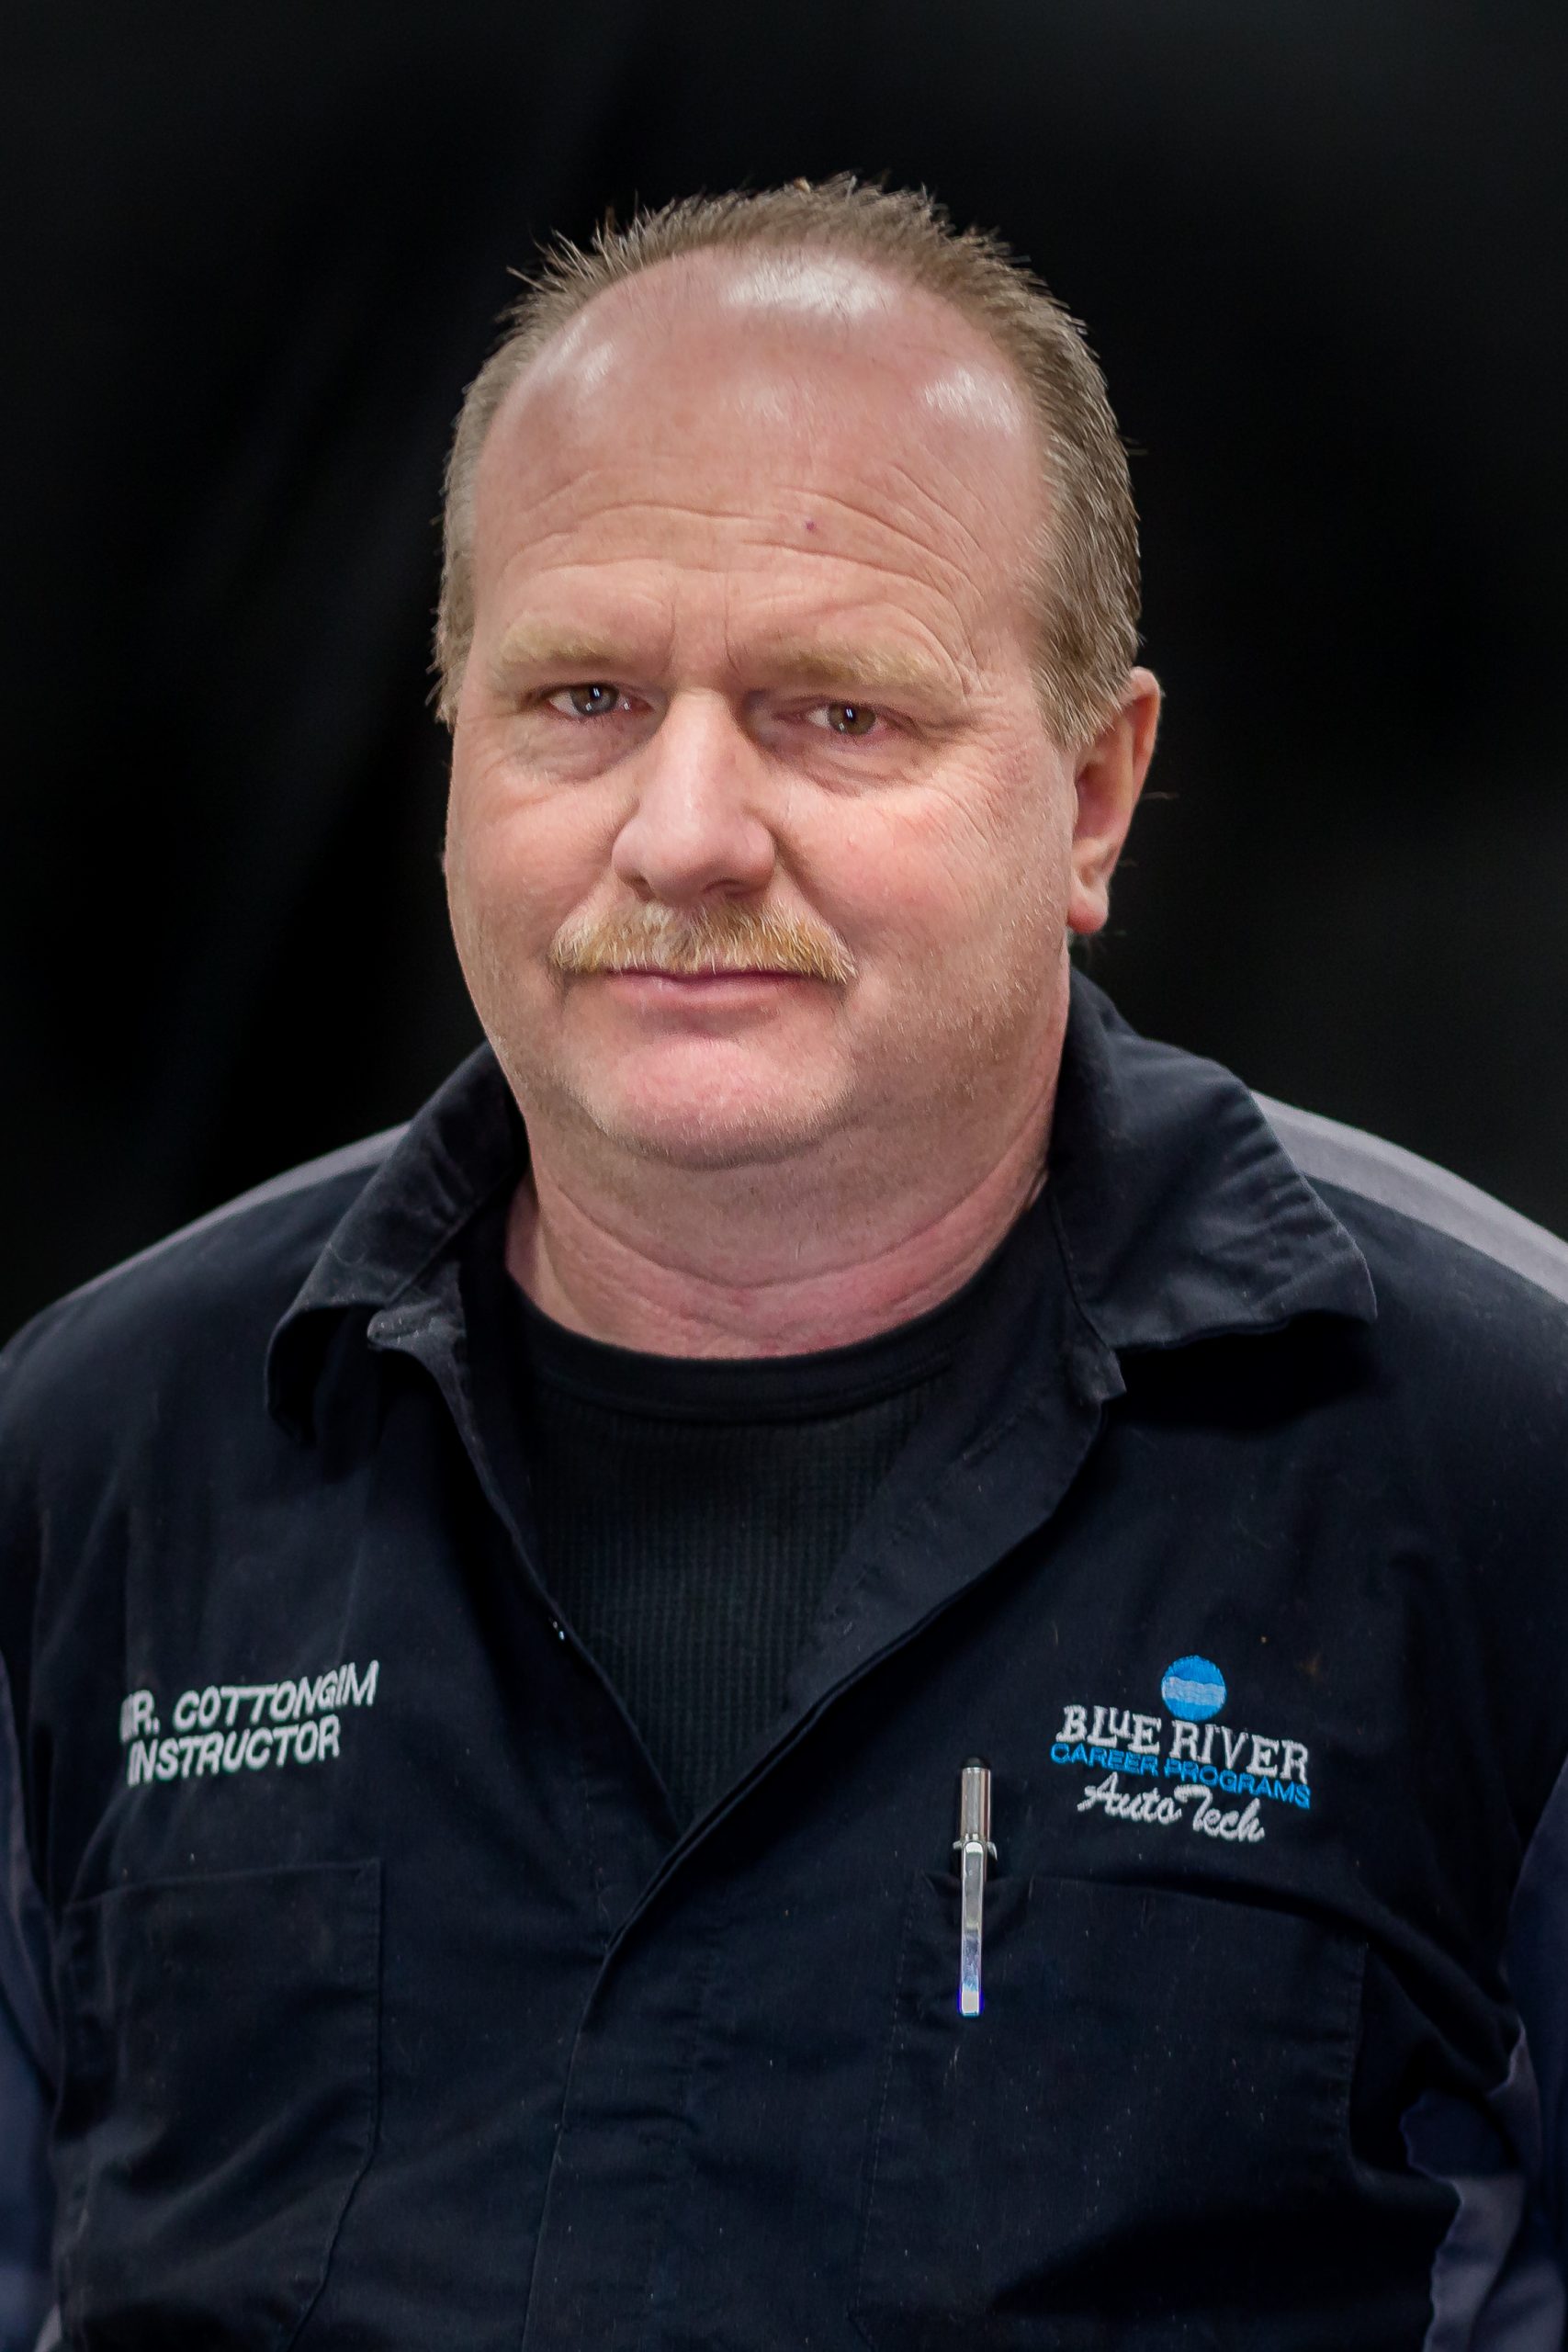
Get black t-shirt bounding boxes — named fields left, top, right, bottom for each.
left=468, top=1204, right=1023, bottom=1824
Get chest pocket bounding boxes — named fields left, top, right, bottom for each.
left=852, top=1872, right=1364, bottom=2351
left=53, top=1861, right=380, bottom=2350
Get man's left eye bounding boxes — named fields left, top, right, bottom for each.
left=807, top=701, right=879, bottom=738
left=547, top=683, right=624, bottom=718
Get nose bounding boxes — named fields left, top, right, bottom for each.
left=610, top=691, right=777, bottom=906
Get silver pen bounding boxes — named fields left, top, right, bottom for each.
left=953, top=1758, right=997, bottom=2018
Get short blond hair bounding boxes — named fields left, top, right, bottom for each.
left=435, top=177, right=1140, bottom=746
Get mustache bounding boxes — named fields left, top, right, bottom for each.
left=548, top=902, right=856, bottom=986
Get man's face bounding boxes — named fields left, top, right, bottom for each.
left=446, top=251, right=1107, bottom=1179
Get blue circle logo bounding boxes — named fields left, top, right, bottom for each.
left=1161, top=1656, right=1227, bottom=1722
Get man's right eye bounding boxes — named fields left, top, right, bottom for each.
left=547, top=683, right=623, bottom=719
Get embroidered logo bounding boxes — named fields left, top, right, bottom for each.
left=118, top=1662, right=378, bottom=1787
left=1160, top=1654, right=1227, bottom=1721
left=1049, top=1653, right=1313, bottom=1845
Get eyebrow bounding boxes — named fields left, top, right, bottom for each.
left=489, top=622, right=964, bottom=705
left=489, top=625, right=633, bottom=686
left=750, top=636, right=964, bottom=702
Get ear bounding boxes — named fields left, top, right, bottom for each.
left=1067, top=667, right=1162, bottom=937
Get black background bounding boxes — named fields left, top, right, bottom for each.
left=6, top=0, right=1565, bottom=1340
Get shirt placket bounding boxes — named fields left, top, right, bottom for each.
left=368, top=1213, right=1123, bottom=2346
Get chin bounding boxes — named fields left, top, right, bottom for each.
left=573, top=1081, right=844, bottom=1172
left=492, top=1024, right=856, bottom=1171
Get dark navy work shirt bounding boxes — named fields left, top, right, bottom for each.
left=5, top=975, right=1568, bottom=2349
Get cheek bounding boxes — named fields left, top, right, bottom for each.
left=447, top=751, right=617, bottom=946
left=800, top=754, right=1066, bottom=963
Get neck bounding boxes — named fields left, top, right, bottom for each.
left=505, top=1069, right=1062, bottom=1361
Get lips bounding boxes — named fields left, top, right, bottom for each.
left=598, top=967, right=808, bottom=1000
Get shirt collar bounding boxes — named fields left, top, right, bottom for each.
left=265, top=1045, right=515, bottom=1433
left=1047, top=974, right=1375, bottom=1350
left=266, top=971, right=1374, bottom=1435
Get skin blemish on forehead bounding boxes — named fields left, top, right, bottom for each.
left=804, top=517, right=817, bottom=532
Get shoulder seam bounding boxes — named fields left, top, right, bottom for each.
left=1254, top=1095, right=1568, bottom=1309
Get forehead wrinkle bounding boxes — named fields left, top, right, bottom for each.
left=488, top=394, right=1021, bottom=546
left=487, top=481, right=865, bottom=559
left=702, top=479, right=997, bottom=600
left=876, top=454, right=1028, bottom=594
left=479, top=419, right=1019, bottom=688
left=490, top=482, right=992, bottom=618
left=748, top=504, right=994, bottom=641
left=484, top=472, right=787, bottom=536
left=770, top=476, right=1009, bottom=592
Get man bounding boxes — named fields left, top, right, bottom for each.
left=4, top=179, right=1568, bottom=2348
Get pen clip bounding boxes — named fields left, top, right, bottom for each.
left=953, top=1758, right=997, bottom=2018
